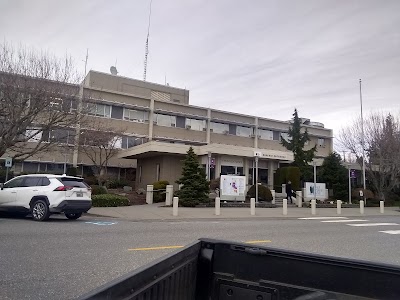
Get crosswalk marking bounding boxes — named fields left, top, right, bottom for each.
left=347, top=223, right=398, bottom=227
left=321, top=219, right=368, bottom=223
left=298, top=217, right=347, bottom=220
left=379, top=230, right=400, bottom=235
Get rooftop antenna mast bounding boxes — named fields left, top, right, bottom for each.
left=143, top=0, right=153, bottom=81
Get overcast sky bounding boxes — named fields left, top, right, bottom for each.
left=1, top=0, right=399, bottom=142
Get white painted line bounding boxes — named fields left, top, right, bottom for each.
left=348, top=223, right=398, bottom=227
left=299, top=217, right=348, bottom=220
left=321, top=219, right=368, bottom=223
left=379, top=230, right=400, bottom=234
left=85, top=221, right=118, bottom=226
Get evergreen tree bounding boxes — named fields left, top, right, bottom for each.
left=176, top=147, right=209, bottom=206
left=319, top=152, right=348, bottom=200
left=281, top=109, right=317, bottom=181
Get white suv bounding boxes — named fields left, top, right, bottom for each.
left=0, top=174, right=92, bottom=221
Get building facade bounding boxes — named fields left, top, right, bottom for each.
left=2, top=70, right=333, bottom=190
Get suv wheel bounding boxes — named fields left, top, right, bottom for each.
left=65, top=212, right=82, bottom=220
left=31, top=200, right=50, bottom=221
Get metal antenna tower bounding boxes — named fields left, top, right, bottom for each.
left=143, top=0, right=153, bottom=81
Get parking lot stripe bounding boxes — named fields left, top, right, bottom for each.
left=128, top=245, right=184, bottom=251
left=321, top=220, right=368, bottom=223
left=299, top=217, right=348, bottom=220
left=245, top=240, right=271, bottom=244
left=379, top=230, right=400, bottom=234
left=347, top=223, right=399, bottom=227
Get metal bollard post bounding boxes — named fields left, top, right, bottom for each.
left=146, top=185, right=153, bottom=204
left=360, top=200, right=364, bottom=214
left=296, top=191, right=302, bottom=208
left=380, top=201, right=384, bottom=214
left=271, top=190, right=275, bottom=205
left=311, top=199, right=316, bottom=215
left=215, top=197, right=221, bottom=216
left=173, top=197, right=179, bottom=216
left=165, top=185, right=173, bottom=206
left=250, top=198, right=255, bottom=215
left=337, top=200, right=342, bottom=215
left=283, top=199, right=288, bottom=215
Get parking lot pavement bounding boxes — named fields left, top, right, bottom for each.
left=1, top=213, right=400, bottom=299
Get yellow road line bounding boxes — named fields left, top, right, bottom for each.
left=244, top=240, right=272, bottom=244
left=128, top=240, right=272, bottom=251
left=128, top=245, right=184, bottom=251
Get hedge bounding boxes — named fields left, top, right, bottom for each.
left=153, top=180, right=169, bottom=203
left=91, top=194, right=130, bottom=207
left=91, top=185, right=107, bottom=195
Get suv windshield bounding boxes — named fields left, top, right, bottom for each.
left=57, top=177, right=87, bottom=188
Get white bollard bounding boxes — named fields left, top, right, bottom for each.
left=173, top=197, right=179, bottom=216
left=296, top=191, right=302, bottom=208
left=165, top=185, right=173, bottom=206
left=250, top=198, right=255, bottom=215
left=283, top=199, right=288, bottom=215
left=360, top=200, right=364, bottom=214
left=215, top=197, right=221, bottom=216
left=311, top=199, right=316, bottom=215
left=271, top=190, right=275, bottom=205
left=146, top=185, right=153, bottom=204
left=380, top=201, right=384, bottom=214
left=337, top=200, right=342, bottom=215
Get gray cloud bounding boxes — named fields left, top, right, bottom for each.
left=1, top=0, right=399, bottom=143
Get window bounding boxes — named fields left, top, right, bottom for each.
left=49, top=97, right=63, bottom=111
left=259, top=129, right=273, bottom=140
left=273, top=131, right=281, bottom=141
left=318, top=138, right=325, bottom=147
left=210, top=122, right=229, bottom=134
left=4, top=177, right=24, bottom=188
left=25, top=129, right=43, bottom=142
left=21, top=177, right=42, bottom=187
left=86, top=103, right=112, bottom=118
left=121, top=136, right=147, bottom=149
left=57, top=177, right=87, bottom=188
left=236, top=126, right=252, bottom=137
left=123, top=108, right=149, bottom=122
left=186, top=118, right=206, bottom=131
left=221, top=165, right=244, bottom=175
left=39, top=177, right=51, bottom=186
left=47, top=129, right=74, bottom=144
left=281, top=132, right=292, bottom=142
left=154, top=114, right=176, bottom=127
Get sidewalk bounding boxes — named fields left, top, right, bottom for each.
left=87, top=204, right=400, bottom=221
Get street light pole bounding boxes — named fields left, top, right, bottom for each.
left=255, top=156, right=259, bottom=203
left=313, top=161, right=317, bottom=201
left=359, top=79, right=366, bottom=204
left=348, top=164, right=352, bottom=204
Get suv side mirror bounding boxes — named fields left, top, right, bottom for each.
left=0, top=183, right=4, bottom=190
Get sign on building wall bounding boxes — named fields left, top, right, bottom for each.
left=305, top=182, right=327, bottom=199
left=220, top=175, right=246, bottom=201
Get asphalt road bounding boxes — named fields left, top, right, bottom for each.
left=1, top=213, right=400, bottom=300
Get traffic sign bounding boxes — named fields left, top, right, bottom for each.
left=5, top=157, right=12, bottom=168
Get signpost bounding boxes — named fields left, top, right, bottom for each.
left=4, top=157, right=12, bottom=182
left=254, top=151, right=262, bottom=203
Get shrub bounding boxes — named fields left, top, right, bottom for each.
left=92, top=194, right=129, bottom=207
left=153, top=180, right=169, bottom=203
left=84, top=176, right=98, bottom=186
left=0, top=168, right=14, bottom=182
left=91, top=185, right=107, bottom=195
left=246, top=184, right=273, bottom=202
left=66, top=167, right=77, bottom=176
left=180, top=199, right=199, bottom=207
left=107, top=179, right=131, bottom=189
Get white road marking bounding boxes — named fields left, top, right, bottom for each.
left=379, top=230, right=400, bottom=235
left=321, top=219, right=368, bottom=223
left=347, top=223, right=399, bottom=227
left=298, top=217, right=348, bottom=220
left=85, top=221, right=117, bottom=226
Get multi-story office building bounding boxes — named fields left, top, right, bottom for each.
left=2, top=70, right=333, bottom=190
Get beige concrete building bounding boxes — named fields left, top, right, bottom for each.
left=3, top=70, right=333, bottom=190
